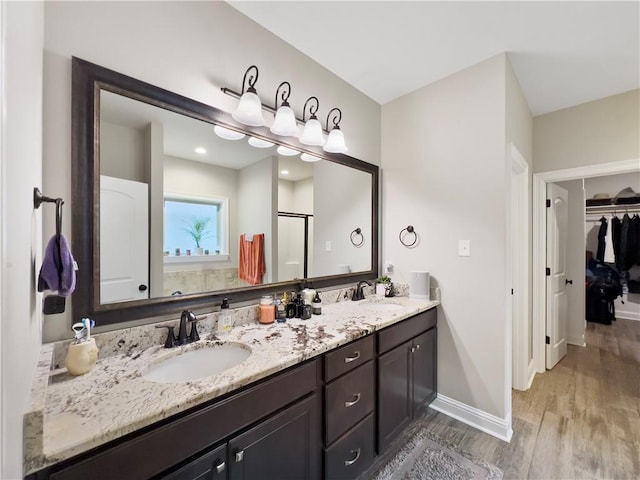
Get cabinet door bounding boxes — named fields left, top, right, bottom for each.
left=412, top=327, right=437, bottom=413
left=161, top=444, right=227, bottom=480
left=377, top=339, right=412, bottom=453
left=228, top=393, right=320, bottom=480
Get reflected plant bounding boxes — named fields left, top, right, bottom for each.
left=183, top=216, right=211, bottom=248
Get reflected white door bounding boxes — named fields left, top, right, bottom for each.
left=546, top=183, right=569, bottom=369
left=100, top=175, right=149, bottom=303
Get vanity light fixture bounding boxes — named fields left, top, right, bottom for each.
left=194, top=147, right=207, bottom=155
left=323, top=108, right=348, bottom=153
left=214, top=125, right=245, bottom=141
left=228, top=65, right=266, bottom=127
left=299, top=97, right=325, bottom=146
left=281, top=169, right=289, bottom=175
left=248, top=137, right=275, bottom=148
left=300, top=153, right=321, bottom=163
left=277, top=145, right=300, bottom=156
left=270, top=82, right=299, bottom=137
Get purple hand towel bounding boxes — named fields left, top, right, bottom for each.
left=38, top=234, right=76, bottom=296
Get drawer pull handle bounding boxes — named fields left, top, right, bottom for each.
left=344, top=351, right=361, bottom=363
left=345, top=393, right=361, bottom=408
left=344, top=448, right=361, bottom=467
left=235, top=451, right=244, bottom=462
left=216, top=462, right=226, bottom=474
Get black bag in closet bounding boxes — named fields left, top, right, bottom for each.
left=585, top=261, right=623, bottom=325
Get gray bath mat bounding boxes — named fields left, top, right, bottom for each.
left=370, top=425, right=503, bottom=480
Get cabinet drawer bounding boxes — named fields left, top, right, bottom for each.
left=325, top=361, right=374, bottom=445
left=49, top=359, right=319, bottom=480
left=324, top=335, right=374, bottom=381
left=324, top=413, right=375, bottom=480
left=377, top=308, right=437, bottom=354
left=160, top=443, right=227, bottom=479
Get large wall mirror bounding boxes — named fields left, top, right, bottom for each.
left=72, top=57, right=378, bottom=325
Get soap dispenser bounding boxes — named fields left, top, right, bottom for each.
left=217, top=298, right=233, bottom=333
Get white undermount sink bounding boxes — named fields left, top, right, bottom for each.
left=142, top=343, right=251, bottom=383
left=358, top=299, right=404, bottom=311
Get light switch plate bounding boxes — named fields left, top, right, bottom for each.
left=458, top=240, right=471, bottom=257
left=325, top=240, right=332, bottom=252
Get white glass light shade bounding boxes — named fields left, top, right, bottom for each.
left=299, top=117, right=325, bottom=146
left=270, top=105, right=299, bottom=137
left=232, top=90, right=266, bottom=127
left=300, top=153, right=321, bottom=163
left=214, top=125, right=245, bottom=141
left=276, top=146, right=300, bottom=156
left=323, top=128, right=348, bottom=153
left=248, top=137, right=275, bottom=148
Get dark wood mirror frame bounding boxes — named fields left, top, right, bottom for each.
left=71, top=57, right=379, bottom=326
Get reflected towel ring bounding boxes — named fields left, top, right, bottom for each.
left=399, top=225, right=417, bottom=247
left=350, top=227, right=365, bottom=247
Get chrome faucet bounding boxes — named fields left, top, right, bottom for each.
left=352, top=280, right=372, bottom=301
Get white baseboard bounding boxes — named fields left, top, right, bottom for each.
left=615, top=311, right=640, bottom=322
left=567, top=334, right=586, bottom=347
left=527, top=360, right=536, bottom=389
left=429, top=394, right=513, bottom=442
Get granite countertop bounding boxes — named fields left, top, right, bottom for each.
left=24, top=293, right=439, bottom=475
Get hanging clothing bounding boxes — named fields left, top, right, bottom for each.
left=630, top=215, right=640, bottom=266
left=239, top=233, right=265, bottom=286
left=596, top=217, right=607, bottom=261
left=611, top=216, right=622, bottom=268
left=619, top=214, right=631, bottom=270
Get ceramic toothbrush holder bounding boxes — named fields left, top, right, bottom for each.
left=65, top=338, right=98, bottom=376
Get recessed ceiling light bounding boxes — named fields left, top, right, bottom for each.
left=281, top=169, right=289, bottom=175
left=195, top=147, right=207, bottom=155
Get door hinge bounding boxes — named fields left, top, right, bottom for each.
left=546, top=199, right=551, bottom=208
left=511, top=288, right=514, bottom=295
left=546, top=267, right=551, bottom=276
left=545, top=336, right=550, bottom=345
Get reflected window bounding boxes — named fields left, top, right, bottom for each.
left=164, top=195, right=228, bottom=255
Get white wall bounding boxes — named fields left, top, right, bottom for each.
left=313, top=162, right=372, bottom=276
left=506, top=57, right=534, bottom=370
left=584, top=172, right=640, bottom=200
left=1, top=2, right=44, bottom=477
left=533, top=89, right=640, bottom=173
left=382, top=54, right=510, bottom=423
left=238, top=157, right=277, bottom=284
left=100, top=122, right=146, bottom=182
left=556, top=180, right=587, bottom=345
left=42, top=1, right=380, bottom=341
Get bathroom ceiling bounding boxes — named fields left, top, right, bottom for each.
left=229, top=1, right=639, bottom=116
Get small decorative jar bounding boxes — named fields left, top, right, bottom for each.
left=259, top=295, right=275, bottom=324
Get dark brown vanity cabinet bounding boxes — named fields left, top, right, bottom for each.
left=34, top=359, right=321, bottom=480
left=323, top=336, right=376, bottom=480
left=377, top=308, right=437, bottom=453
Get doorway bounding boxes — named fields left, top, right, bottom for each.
left=532, top=158, right=640, bottom=373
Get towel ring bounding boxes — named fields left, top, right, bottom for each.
left=350, top=228, right=365, bottom=247
left=399, top=225, right=417, bottom=247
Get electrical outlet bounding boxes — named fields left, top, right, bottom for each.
left=458, top=240, right=471, bottom=257
left=384, top=262, right=394, bottom=274
left=325, top=240, right=332, bottom=252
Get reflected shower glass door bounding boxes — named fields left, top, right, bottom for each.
left=278, top=213, right=313, bottom=282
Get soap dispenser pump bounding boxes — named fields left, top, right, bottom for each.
left=218, top=298, right=233, bottom=333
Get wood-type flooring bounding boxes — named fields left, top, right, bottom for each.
left=372, top=318, right=640, bottom=479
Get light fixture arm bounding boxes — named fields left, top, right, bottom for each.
left=302, top=96, right=320, bottom=121
left=326, top=107, right=342, bottom=130
left=241, top=65, right=259, bottom=94
left=275, top=81, right=292, bottom=108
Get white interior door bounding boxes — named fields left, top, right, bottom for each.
left=546, top=183, right=569, bottom=369
left=100, top=175, right=149, bottom=304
